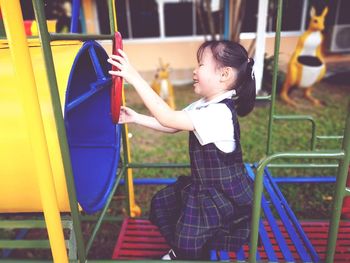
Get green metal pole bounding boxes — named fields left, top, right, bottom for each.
left=266, top=0, right=283, bottom=155
left=86, top=167, right=126, bottom=255
left=325, top=102, right=350, bottom=263
left=107, top=0, right=116, bottom=33
left=274, top=115, right=317, bottom=150
left=317, top=135, right=344, bottom=140
left=248, top=150, right=345, bottom=263
left=248, top=165, right=264, bottom=263
left=268, top=163, right=338, bottom=169
left=32, top=1, right=86, bottom=262
left=50, top=33, right=114, bottom=41
left=256, top=95, right=271, bottom=101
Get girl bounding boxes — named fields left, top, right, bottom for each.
left=108, top=40, right=255, bottom=260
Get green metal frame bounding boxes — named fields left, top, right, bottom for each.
left=248, top=147, right=349, bottom=263
left=249, top=2, right=350, bottom=263
left=1, top=0, right=350, bottom=262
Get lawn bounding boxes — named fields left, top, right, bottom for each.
left=123, top=78, right=349, bottom=220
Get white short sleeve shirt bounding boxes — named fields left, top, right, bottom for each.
left=184, top=90, right=236, bottom=153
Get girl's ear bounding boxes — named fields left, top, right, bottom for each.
left=220, top=67, right=236, bottom=83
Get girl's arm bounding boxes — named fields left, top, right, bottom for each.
left=119, top=106, right=178, bottom=133
left=108, top=50, right=194, bottom=131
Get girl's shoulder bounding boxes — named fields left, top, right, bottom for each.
left=186, top=103, right=233, bottom=123
left=183, top=98, right=205, bottom=111
left=184, top=90, right=235, bottom=111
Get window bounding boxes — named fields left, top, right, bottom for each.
left=130, top=0, right=160, bottom=38
left=241, top=0, right=258, bottom=33
left=115, top=0, right=224, bottom=39
left=336, top=0, right=350, bottom=25
left=164, top=2, right=193, bottom=36
left=269, top=0, right=304, bottom=32
left=20, top=0, right=69, bottom=21
left=242, top=0, right=306, bottom=34
left=195, top=1, right=222, bottom=36
left=113, top=0, right=310, bottom=41
left=115, top=0, right=129, bottom=37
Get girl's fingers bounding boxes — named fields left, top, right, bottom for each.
left=120, top=107, right=127, bottom=114
left=120, top=106, right=130, bottom=112
left=107, top=58, right=123, bottom=69
left=109, top=54, right=126, bottom=65
left=108, top=70, right=122, bottom=76
left=107, top=58, right=122, bottom=68
left=118, top=49, right=129, bottom=63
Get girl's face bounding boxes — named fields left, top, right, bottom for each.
left=193, top=48, right=222, bottom=100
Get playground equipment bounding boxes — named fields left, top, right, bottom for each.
left=0, top=39, right=81, bottom=213
left=0, top=0, right=123, bottom=262
left=280, top=6, right=328, bottom=107
left=0, top=0, right=349, bottom=262
left=113, top=166, right=350, bottom=262
left=0, top=23, right=120, bottom=215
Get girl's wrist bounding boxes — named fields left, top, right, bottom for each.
left=133, top=112, right=141, bottom=124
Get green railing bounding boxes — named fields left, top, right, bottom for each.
left=262, top=0, right=342, bottom=171
left=249, top=102, right=350, bottom=263
left=249, top=149, right=349, bottom=263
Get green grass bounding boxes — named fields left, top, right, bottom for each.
left=124, top=80, right=349, bottom=219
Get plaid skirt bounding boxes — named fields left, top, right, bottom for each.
left=149, top=174, right=252, bottom=259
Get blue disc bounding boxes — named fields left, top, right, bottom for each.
left=64, top=40, right=121, bottom=214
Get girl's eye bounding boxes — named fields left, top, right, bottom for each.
left=199, top=64, right=204, bottom=67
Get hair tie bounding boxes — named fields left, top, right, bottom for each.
left=247, top=57, right=255, bottom=80
left=247, top=57, right=254, bottom=67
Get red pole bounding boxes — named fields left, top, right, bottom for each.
left=341, top=166, right=350, bottom=219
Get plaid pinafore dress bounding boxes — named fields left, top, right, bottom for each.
left=150, top=99, right=253, bottom=260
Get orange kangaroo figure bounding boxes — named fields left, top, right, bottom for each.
left=151, top=60, right=176, bottom=109
left=280, top=6, right=328, bottom=106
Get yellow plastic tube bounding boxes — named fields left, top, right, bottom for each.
left=0, top=39, right=83, bottom=212
left=0, top=1, right=69, bottom=262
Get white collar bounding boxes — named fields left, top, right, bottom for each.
left=195, top=90, right=235, bottom=108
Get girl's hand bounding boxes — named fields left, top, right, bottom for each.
left=118, top=106, right=139, bottom=124
left=107, top=49, right=141, bottom=86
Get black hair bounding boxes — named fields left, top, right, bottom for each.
left=197, top=40, right=256, bottom=117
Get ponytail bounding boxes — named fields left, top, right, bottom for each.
left=234, top=58, right=256, bottom=117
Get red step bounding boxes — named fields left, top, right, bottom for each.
left=112, top=218, right=350, bottom=262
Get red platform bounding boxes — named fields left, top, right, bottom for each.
left=112, top=218, right=350, bottom=262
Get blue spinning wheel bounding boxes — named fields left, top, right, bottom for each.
left=64, top=40, right=121, bottom=214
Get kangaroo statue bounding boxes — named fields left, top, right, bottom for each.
left=280, top=6, right=328, bottom=106
left=151, top=59, right=176, bottom=109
